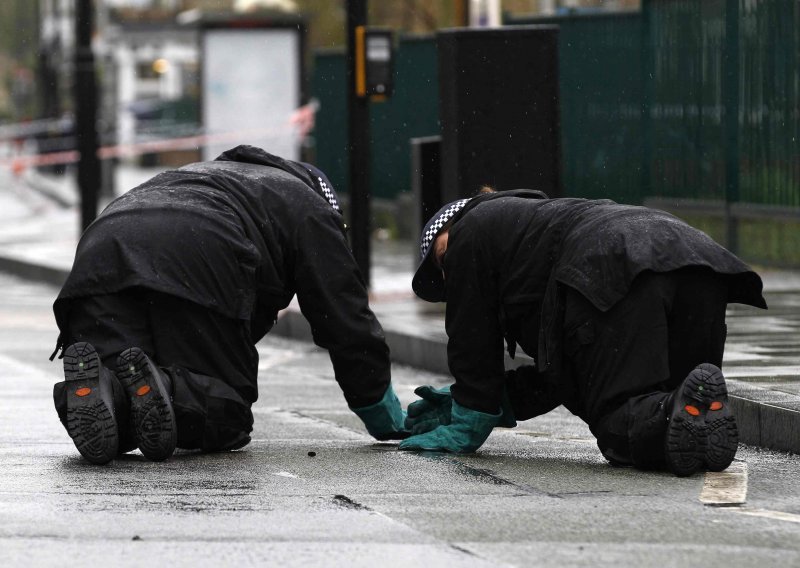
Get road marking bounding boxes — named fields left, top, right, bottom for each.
left=0, top=352, right=56, bottom=382
left=273, top=471, right=300, bottom=479
left=735, top=508, right=800, bottom=524
left=257, top=351, right=304, bottom=371
left=699, top=460, right=748, bottom=506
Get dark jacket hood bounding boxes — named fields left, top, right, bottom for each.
left=215, top=145, right=340, bottom=213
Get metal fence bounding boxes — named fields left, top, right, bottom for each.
left=510, top=0, right=800, bottom=265
left=509, top=0, right=800, bottom=209
left=314, top=1, right=798, bottom=205
left=509, top=10, right=645, bottom=204
left=311, top=1, right=799, bottom=262
left=643, top=0, right=799, bottom=208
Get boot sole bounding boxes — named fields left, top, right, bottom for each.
left=116, top=348, right=177, bottom=462
left=64, top=342, right=118, bottom=465
left=665, top=363, right=738, bottom=477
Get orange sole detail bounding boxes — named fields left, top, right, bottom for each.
left=63, top=342, right=118, bottom=465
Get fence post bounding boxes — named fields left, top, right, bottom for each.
left=75, top=0, right=101, bottom=232
left=640, top=0, right=654, bottom=200
left=724, top=0, right=741, bottom=254
left=346, top=0, right=371, bottom=285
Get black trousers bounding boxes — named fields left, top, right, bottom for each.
left=55, top=289, right=256, bottom=452
left=562, top=268, right=728, bottom=468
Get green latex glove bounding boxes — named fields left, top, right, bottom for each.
left=398, top=400, right=501, bottom=454
left=350, top=384, right=410, bottom=441
left=404, top=384, right=516, bottom=435
left=405, top=385, right=453, bottom=435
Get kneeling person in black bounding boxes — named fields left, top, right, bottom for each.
left=52, top=146, right=407, bottom=464
left=400, top=188, right=766, bottom=476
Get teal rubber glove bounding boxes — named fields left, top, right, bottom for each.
left=350, top=384, right=410, bottom=441
left=398, top=400, right=501, bottom=454
left=405, top=385, right=453, bottom=435
left=404, top=384, right=516, bottom=435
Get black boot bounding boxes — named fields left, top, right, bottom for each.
left=59, top=342, right=119, bottom=464
left=109, top=375, right=138, bottom=454
left=116, top=347, right=177, bottom=462
left=665, top=363, right=738, bottom=477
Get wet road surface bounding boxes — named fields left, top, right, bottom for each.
left=1, top=273, right=799, bottom=567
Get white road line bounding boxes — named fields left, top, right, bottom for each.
left=0, top=352, right=56, bottom=382
left=700, top=460, right=748, bottom=506
left=735, top=508, right=800, bottom=524
left=257, top=351, right=305, bottom=371
left=272, top=471, right=301, bottom=479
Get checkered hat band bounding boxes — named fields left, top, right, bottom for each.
left=317, top=176, right=340, bottom=212
left=420, top=198, right=470, bottom=259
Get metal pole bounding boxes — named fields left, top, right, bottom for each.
left=75, top=0, right=101, bottom=232
left=346, top=0, right=371, bottom=286
left=723, top=0, right=740, bottom=254
left=454, top=0, right=469, bottom=26
left=641, top=0, right=653, bottom=200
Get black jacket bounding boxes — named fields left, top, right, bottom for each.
left=54, top=146, right=389, bottom=407
left=441, top=190, right=766, bottom=414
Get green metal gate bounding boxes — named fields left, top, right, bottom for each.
left=312, top=2, right=800, bottom=264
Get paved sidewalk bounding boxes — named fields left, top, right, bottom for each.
left=1, top=166, right=798, bottom=454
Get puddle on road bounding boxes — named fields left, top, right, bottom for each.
left=398, top=451, right=563, bottom=498
left=331, top=494, right=369, bottom=510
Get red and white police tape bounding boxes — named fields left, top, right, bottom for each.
left=1, top=126, right=300, bottom=175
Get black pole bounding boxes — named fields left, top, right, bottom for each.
left=346, top=0, right=370, bottom=286
left=641, top=0, right=653, bottom=200
left=75, top=0, right=101, bottom=232
left=723, top=0, right=740, bottom=254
